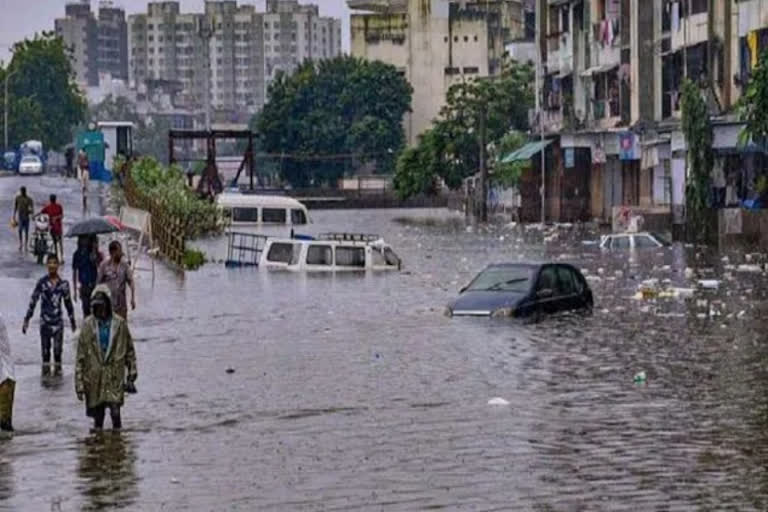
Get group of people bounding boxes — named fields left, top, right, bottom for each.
left=12, top=187, right=64, bottom=259
left=9, top=228, right=139, bottom=433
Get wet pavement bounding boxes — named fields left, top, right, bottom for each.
left=3, top=174, right=768, bottom=510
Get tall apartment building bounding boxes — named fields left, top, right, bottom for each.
left=54, top=1, right=128, bottom=88
left=349, top=0, right=524, bottom=145
left=128, top=0, right=341, bottom=116
left=518, top=0, right=768, bottom=225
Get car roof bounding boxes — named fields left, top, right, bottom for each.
left=216, top=193, right=306, bottom=210
left=484, top=262, right=556, bottom=270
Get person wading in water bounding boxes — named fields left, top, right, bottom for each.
left=75, top=284, right=137, bottom=431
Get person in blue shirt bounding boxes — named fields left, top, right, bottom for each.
left=23, top=253, right=77, bottom=376
left=72, top=235, right=102, bottom=318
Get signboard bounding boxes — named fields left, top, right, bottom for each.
left=619, top=132, right=640, bottom=160
left=120, top=206, right=154, bottom=277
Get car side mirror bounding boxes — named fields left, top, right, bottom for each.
left=459, top=286, right=468, bottom=294
left=536, top=288, right=553, bottom=299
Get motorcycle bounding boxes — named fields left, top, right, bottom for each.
left=31, top=214, right=54, bottom=265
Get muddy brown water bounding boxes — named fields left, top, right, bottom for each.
left=2, top=175, right=768, bottom=510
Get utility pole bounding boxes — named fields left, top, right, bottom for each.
left=198, top=16, right=215, bottom=131
left=535, top=0, right=546, bottom=224
left=478, top=106, right=488, bottom=222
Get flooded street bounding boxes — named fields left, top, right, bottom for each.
left=2, top=175, right=768, bottom=510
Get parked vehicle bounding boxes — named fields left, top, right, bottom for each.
left=31, top=214, right=54, bottom=265
left=2, top=151, right=17, bottom=171
left=217, top=192, right=310, bottom=228
left=446, top=263, right=593, bottom=318
left=599, top=232, right=669, bottom=250
left=257, top=233, right=401, bottom=271
left=18, top=155, right=43, bottom=176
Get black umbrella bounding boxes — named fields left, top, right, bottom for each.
left=65, top=217, right=121, bottom=238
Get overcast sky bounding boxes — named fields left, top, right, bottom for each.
left=0, top=0, right=351, bottom=64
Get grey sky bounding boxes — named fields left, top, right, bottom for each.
left=0, top=0, right=351, bottom=64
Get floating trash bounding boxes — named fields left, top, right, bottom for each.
left=487, top=397, right=510, bottom=406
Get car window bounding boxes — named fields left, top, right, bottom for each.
left=611, top=236, right=630, bottom=249
left=291, top=208, right=307, bottom=225
left=467, top=267, right=533, bottom=292
left=306, top=245, right=332, bottom=265
left=266, top=242, right=294, bottom=263
left=634, top=235, right=660, bottom=249
left=232, top=207, right=259, bottom=222
left=556, top=266, right=576, bottom=295
left=372, top=248, right=386, bottom=266
left=335, top=246, right=365, bottom=267
left=262, top=208, right=287, bottom=224
left=570, top=268, right=585, bottom=293
left=536, top=266, right=558, bottom=294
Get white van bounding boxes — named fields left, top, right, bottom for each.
left=216, top=193, right=310, bottom=227
left=259, top=233, right=401, bottom=272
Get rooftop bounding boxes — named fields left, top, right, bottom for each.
left=347, top=0, right=407, bottom=14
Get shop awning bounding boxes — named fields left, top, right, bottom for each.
left=580, top=63, right=619, bottom=77
left=500, top=139, right=553, bottom=163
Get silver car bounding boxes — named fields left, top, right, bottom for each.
left=18, top=155, right=43, bottom=175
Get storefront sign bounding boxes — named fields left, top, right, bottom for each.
left=619, top=132, right=640, bottom=160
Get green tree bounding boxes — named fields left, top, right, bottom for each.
left=0, top=33, right=86, bottom=149
left=680, top=78, right=714, bottom=242
left=394, top=59, right=534, bottom=199
left=257, top=56, right=412, bottom=187
left=740, top=49, right=768, bottom=149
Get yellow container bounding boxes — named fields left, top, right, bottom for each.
left=0, top=379, right=14, bottom=426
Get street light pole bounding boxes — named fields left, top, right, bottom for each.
left=535, top=0, right=546, bottom=224
left=3, top=69, right=15, bottom=150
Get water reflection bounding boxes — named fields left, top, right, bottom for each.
left=76, top=432, right=138, bottom=511
left=0, top=445, right=14, bottom=503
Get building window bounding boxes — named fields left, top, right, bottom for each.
left=474, top=35, right=478, bottom=42
left=464, top=36, right=468, bottom=42
left=453, top=36, right=458, bottom=42
left=463, top=66, right=479, bottom=74
left=444, top=67, right=460, bottom=75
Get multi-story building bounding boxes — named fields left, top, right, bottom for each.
left=55, top=1, right=128, bottom=88
left=128, top=0, right=341, bottom=118
left=521, top=0, right=768, bottom=226
left=349, top=0, right=524, bottom=145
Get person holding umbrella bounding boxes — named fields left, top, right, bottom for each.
left=72, top=235, right=103, bottom=318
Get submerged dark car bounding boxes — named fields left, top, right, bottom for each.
left=446, top=263, right=593, bottom=318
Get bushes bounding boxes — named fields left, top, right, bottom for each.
left=130, top=156, right=221, bottom=238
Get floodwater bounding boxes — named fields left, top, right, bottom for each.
left=2, top=175, right=768, bottom=510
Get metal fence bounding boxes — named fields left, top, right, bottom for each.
left=122, top=169, right=186, bottom=269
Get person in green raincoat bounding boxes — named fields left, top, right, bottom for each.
left=0, top=314, right=14, bottom=432
left=75, top=284, right=137, bottom=431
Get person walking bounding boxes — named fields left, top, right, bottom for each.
left=97, top=241, right=135, bottom=319
left=23, top=253, right=77, bottom=376
left=73, top=235, right=102, bottom=318
left=12, top=186, right=34, bottom=252
left=78, top=149, right=90, bottom=195
left=0, top=314, right=14, bottom=432
left=40, top=194, right=64, bottom=262
left=75, top=284, right=137, bottom=431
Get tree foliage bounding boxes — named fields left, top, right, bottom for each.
left=394, top=59, right=534, bottom=198
left=88, top=95, right=171, bottom=163
left=680, top=78, right=714, bottom=242
left=257, top=56, right=412, bottom=187
left=0, top=33, right=86, bottom=149
left=739, top=49, right=768, bottom=147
